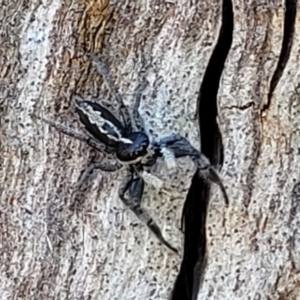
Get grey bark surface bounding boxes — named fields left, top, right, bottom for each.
left=1, top=0, right=300, bottom=300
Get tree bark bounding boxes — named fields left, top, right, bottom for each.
left=1, top=0, right=299, bottom=299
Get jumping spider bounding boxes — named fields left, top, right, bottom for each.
left=38, top=54, right=228, bottom=254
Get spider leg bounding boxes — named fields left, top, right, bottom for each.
left=195, top=157, right=229, bottom=206
left=158, top=134, right=229, bottom=205
left=77, top=161, right=122, bottom=187
left=119, top=172, right=178, bottom=254
left=139, top=170, right=164, bottom=190
left=156, top=134, right=200, bottom=169
left=209, top=167, right=229, bottom=206
left=37, top=116, right=115, bottom=154
left=90, top=53, right=132, bottom=130
left=158, top=134, right=200, bottom=159
left=132, top=81, right=148, bottom=132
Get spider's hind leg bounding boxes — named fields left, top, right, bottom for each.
left=90, top=54, right=132, bottom=130
left=36, top=116, right=114, bottom=154
left=132, top=81, right=148, bottom=132
left=119, top=172, right=178, bottom=254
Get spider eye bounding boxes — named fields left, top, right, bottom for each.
left=116, top=132, right=149, bottom=163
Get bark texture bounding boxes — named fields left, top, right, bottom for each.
left=1, top=0, right=300, bottom=299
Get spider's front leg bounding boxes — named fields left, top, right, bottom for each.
left=196, top=156, right=229, bottom=206
left=158, top=134, right=200, bottom=159
left=118, top=171, right=178, bottom=254
left=158, top=134, right=229, bottom=206
left=156, top=133, right=200, bottom=169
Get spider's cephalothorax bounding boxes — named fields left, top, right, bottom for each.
left=39, top=54, right=228, bottom=254
left=116, top=132, right=150, bottom=163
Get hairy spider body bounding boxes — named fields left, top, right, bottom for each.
left=39, top=55, right=228, bottom=254
left=75, top=100, right=129, bottom=147
left=76, top=99, right=151, bottom=163
left=116, top=132, right=150, bottom=162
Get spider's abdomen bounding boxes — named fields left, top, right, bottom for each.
left=116, top=132, right=149, bottom=163
left=75, top=99, right=130, bottom=147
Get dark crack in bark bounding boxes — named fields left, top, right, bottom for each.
left=266, top=0, right=297, bottom=109
left=171, top=0, right=233, bottom=299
